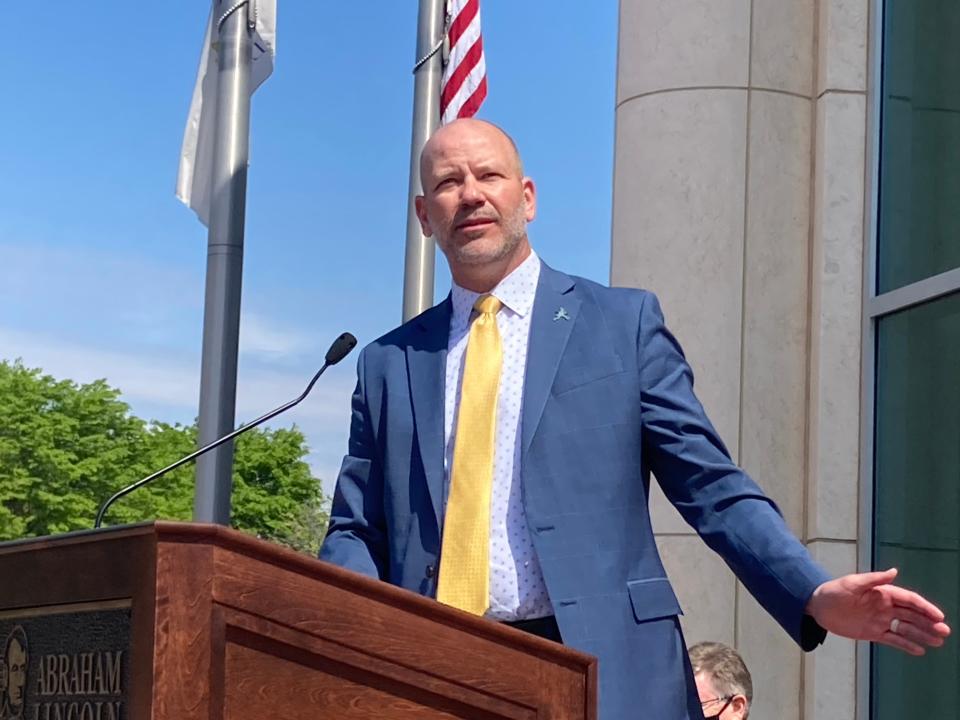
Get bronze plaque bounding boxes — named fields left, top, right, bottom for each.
left=0, top=601, right=129, bottom=720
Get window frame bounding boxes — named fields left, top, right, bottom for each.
left=860, top=1, right=960, bottom=717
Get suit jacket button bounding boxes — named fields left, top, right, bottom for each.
left=425, top=564, right=436, bottom=578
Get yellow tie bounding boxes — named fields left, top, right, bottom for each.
left=437, top=294, right=503, bottom=615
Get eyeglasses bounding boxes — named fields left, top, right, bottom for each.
left=700, top=696, right=733, bottom=719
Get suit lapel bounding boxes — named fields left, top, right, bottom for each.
left=521, top=264, right=579, bottom=455
left=408, top=266, right=580, bottom=522
left=405, top=297, right=451, bottom=527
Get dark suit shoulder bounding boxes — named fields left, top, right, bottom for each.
left=362, top=296, right=451, bottom=360
left=545, top=265, right=655, bottom=320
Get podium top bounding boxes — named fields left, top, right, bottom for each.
left=1, top=520, right=596, bottom=669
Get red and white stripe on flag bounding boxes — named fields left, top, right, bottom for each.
left=440, top=0, right=487, bottom=124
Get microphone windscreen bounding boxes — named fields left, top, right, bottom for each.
left=325, top=332, right=358, bottom=366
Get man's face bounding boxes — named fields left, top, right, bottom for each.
left=415, top=120, right=536, bottom=276
left=695, top=672, right=745, bottom=720
left=7, top=637, right=26, bottom=708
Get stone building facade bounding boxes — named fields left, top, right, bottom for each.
left=611, top=1, right=958, bottom=718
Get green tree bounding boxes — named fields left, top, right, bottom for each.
left=231, top=426, right=329, bottom=554
left=0, top=360, right=329, bottom=553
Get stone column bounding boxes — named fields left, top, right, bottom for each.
left=803, top=1, right=868, bottom=718
left=611, top=1, right=867, bottom=718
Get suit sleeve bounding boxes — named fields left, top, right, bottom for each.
left=637, top=291, right=829, bottom=650
left=319, top=348, right=389, bottom=580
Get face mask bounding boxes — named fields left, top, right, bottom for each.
left=702, top=697, right=733, bottom=720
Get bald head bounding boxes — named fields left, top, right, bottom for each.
left=420, top=118, right=523, bottom=190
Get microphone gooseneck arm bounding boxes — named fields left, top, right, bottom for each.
left=94, top=332, right=357, bottom=529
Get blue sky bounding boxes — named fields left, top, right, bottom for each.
left=0, top=2, right=617, bottom=495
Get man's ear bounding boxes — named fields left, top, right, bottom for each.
left=731, top=695, right=748, bottom=719
left=414, top=195, right=434, bottom=237
left=522, top=177, right=537, bottom=223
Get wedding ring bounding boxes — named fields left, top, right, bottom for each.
left=890, top=618, right=901, bottom=635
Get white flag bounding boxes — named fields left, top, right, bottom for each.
left=176, top=0, right=277, bottom=226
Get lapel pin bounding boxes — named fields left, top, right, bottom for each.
left=553, top=307, right=571, bottom=322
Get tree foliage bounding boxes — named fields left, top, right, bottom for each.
left=0, top=360, right=329, bottom=554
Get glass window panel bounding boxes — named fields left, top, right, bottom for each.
left=873, top=291, right=960, bottom=720
left=877, top=0, right=960, bottom=292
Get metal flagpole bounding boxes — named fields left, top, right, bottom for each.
left=402, top=0, right=447, bottom=322
left=193, top=0, right=254, bottom=524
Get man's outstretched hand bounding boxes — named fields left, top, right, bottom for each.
left=806, top=568, right=951, bottom=655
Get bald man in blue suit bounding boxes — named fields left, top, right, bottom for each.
left=320, top=119, right=949, bottom=720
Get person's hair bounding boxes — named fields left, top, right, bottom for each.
left=688, top=641, right=753, bottom=717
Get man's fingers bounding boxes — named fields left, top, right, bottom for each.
left=892, top=607, right=938, bottom=627
left=850, top=568, right=898, bottom=590
left=892, top=608, right=952, bottom=637
left=894, top=620, right=948, bottom=648
left=879, top=631, right=925, bottom=656
left=888, top=586, right=947, bottom=622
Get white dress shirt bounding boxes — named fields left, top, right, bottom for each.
left=444, top=251, right=553, bottom=621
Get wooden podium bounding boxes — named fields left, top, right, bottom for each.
left=0, top=522, right=596, bottom=719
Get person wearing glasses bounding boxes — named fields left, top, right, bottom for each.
left=689, top=641, right=752, bottom=720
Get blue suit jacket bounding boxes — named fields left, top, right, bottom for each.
left=321, top=263, right=829, bottom=720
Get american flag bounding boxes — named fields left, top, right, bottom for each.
left=440, top=0, right=487, bottom=124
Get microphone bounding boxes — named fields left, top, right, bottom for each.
left=324, top=331, right=357, bottom=366
left=94, top=332, right=358, bottom=529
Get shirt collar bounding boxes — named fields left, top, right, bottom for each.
left=450, top=251, right=541, bottom=329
